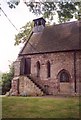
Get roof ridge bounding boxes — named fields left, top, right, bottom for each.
left=45, top=20, right=80, bottom=28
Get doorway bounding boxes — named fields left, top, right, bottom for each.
left=20, top=57, right=31, bottom=75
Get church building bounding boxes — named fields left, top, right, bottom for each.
left=10, top=17, right=81, bottom=96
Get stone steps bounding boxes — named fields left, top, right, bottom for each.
left=19, top=76, right=44, bottom=96
left=27, top=75, right=47, bottom=95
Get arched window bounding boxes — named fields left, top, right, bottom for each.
left=20, top=58, right=25, bottom=75
left=36, top=61, right=40, bottom=77
left=47, top=61, right=51, bottom=78
left=58, top=69, right=70, bottom=82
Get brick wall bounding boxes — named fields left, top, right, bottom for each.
left=27, top=51, right=80, bottom=95
left=12, top=51, right=81, bottom=96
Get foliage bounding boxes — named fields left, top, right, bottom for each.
left=7, top=1, right=81, bottom=22
left=14, top=20, right=51, bottom=45
left=7, top=0, right=20, bottom=8
left=1, top=64, right=14, bottom=95
left=2, top=96, right=80, bottom=118
left=0, top=71, right=2, bottom=84
left=0, top=72, right=2, bottom=95
left=23, top=1, right=81, bottom=22
left=14, top=1, right=81, bottom=46
left=15, top=21, right=33, bottom=45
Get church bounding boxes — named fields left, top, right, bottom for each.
left=10, top=17, right=81, bottom=96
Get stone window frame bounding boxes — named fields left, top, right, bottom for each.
left=57, top=69, right=70, bottom=82
left=47, top=60, right=51, bottom=78
left=36, top=61, right=41, bottom=77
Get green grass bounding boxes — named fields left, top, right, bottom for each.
left=2, top=96, right=80, bottom=118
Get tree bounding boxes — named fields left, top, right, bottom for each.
left=7, top=0, right=20, bottom=8
left=7, top=1, right=81, bottom=22
left=0, top=71, right=2, bottom=94
left=11, top=1, right=81, bottom=45
left=26, top=2, right=81, bottom=22
left=1, top=64, right=14, bottom=95
left=14, top=19, right=51, bottom=45
left=15, top=21, right=33, bottom=45
left=0, top=71, right=2, bottom=82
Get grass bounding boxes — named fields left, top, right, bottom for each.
left=2, top=96, right=80, bottom=118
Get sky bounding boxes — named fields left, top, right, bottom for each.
left=0, top=0, right=37, bottom=72
left=0, top=0, right=76, bottom=73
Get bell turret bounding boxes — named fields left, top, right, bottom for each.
left=33, top=17, right=46, bottom=33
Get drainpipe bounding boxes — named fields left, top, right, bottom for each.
left=74, top=51, right=77, bottom=93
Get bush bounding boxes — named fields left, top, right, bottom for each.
left=2, top=64, right=14, bottom=95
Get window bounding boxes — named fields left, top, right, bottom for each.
left=36, top=61, right=40, bottom=77
left=58, top=69, right=70, bottom=82
left=47, top=61, right=51, bottom=78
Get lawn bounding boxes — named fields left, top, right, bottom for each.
left=2, top=96, right=80, bottom=118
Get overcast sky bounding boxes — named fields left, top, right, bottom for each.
left=0, top=0, right=76, bottom=73
left=0, top=0, right=37, bottom=72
